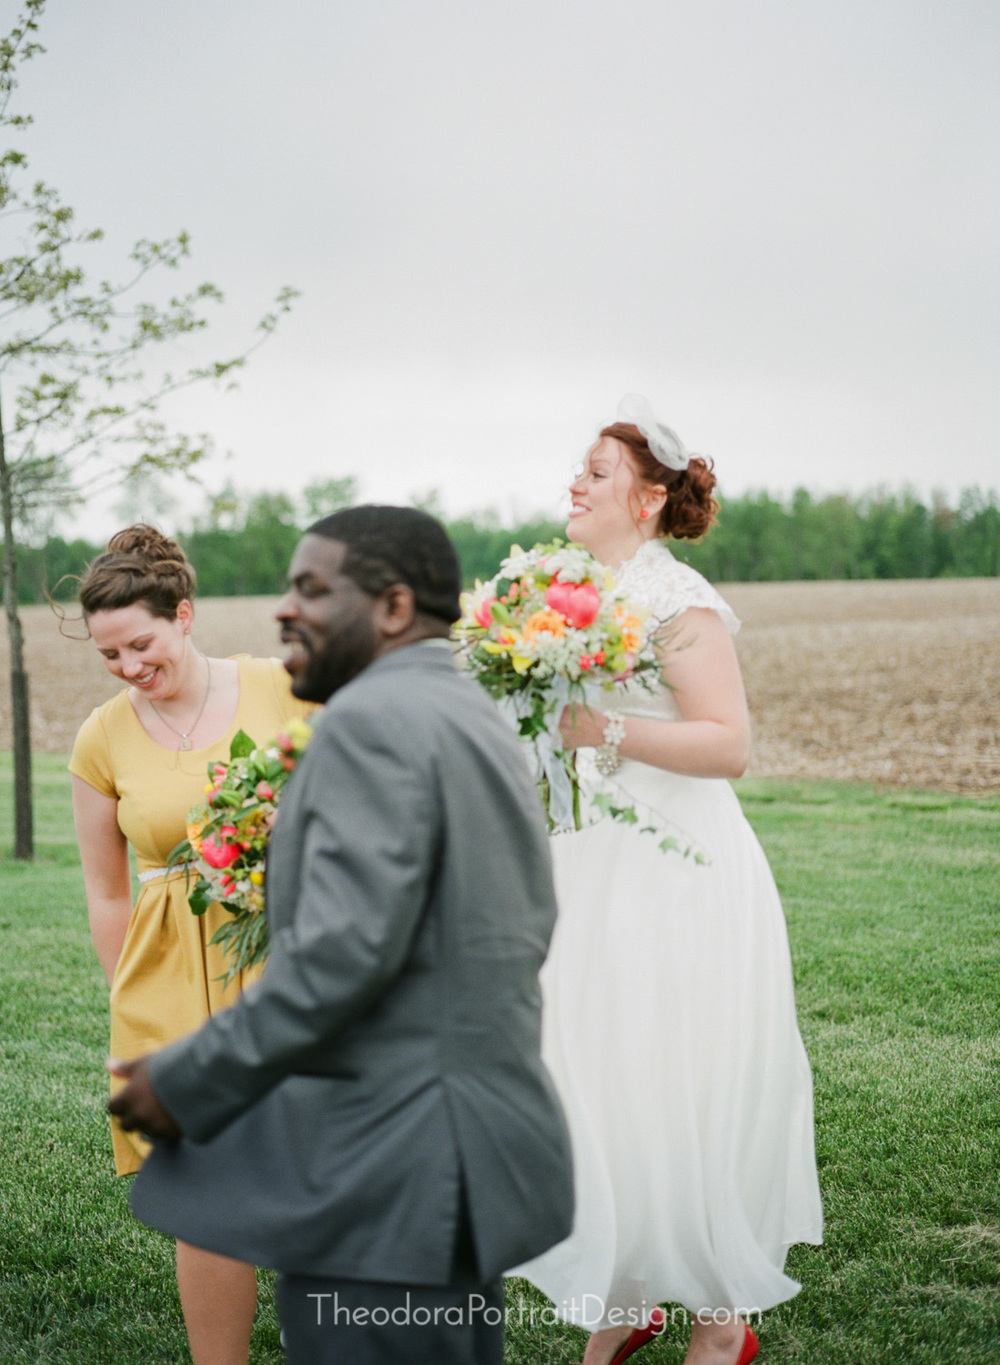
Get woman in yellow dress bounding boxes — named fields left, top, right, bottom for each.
left=69, top=524, right=312, bottom=1365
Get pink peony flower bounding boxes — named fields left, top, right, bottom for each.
left=201, top=831, right=241, bottom=869
left=256, top=780, right=275, bottom=801
left=545, top=580, right=601, bottom=629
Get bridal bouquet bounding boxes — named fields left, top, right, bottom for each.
left=453, top=541, right=662, bottom=832
left=168, top=717, right=313, bottom=982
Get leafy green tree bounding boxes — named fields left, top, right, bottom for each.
left=0, top=0, right=295, bottom=858
left=930, top=493, right=956, bottom=577
left=707, top=491, right=789, bottom=581
left=955, top=487, right=1000, bottom=577
left=14, top=532, right=100, bottom=603
left=301, top=476, right=357, bottom=523
left=446, top=514, right=563, bottom=586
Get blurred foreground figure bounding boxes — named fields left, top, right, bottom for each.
left=111, top=506, right=574, bottom=1365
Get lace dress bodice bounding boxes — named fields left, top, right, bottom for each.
left=595, top=539, right=740, bottom=726
left=572, top=540, right=742, bottom=817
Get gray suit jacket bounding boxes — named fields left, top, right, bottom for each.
left=131, top=643, right=573, bottom=1284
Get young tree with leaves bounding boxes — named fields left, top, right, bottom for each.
left=0, top=0, right=296, bottom=858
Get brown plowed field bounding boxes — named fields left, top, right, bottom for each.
left=3, top=579, right=998, bottom=793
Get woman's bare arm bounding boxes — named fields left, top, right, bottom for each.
left=71, top=776, right=132, bottom=985
left=559, top=607, right=751, bottom=779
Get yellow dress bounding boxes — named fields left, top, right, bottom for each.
left=69, top=656, right=314, bottom=1174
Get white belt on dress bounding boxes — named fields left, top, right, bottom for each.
left=137, top=863, right=193, bottom=884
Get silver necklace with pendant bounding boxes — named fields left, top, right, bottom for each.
left=147, top=656, right=212, bottom=750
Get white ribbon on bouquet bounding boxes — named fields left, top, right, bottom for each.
left=499, top=677, right=580, bottom=833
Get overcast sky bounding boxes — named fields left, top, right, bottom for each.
left=13, top=0, right=1000, bottom=530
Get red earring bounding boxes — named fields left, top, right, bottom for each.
left=639, top=508, right=650, bottom=520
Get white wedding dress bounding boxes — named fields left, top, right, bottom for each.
left=514, top=540, right=823, bottom=1326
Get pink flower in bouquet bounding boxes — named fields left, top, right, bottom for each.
left=474, top=597, right=496, bottom=628
left=545, top=580, right=601, bottom=629
left=256, top=780, right=275, bottom=801
left=201, top=828, right=241, bottom=869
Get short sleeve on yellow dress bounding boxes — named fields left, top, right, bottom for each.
left=69, top=657, right=314, bottom=1175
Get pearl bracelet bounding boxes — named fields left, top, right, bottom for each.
left=594, top=713, right=626, bottom=776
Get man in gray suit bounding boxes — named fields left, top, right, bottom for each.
left=109, top=506, right=573, bottom=1364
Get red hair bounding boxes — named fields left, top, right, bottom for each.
left=599, top=422, right=719, bottom=541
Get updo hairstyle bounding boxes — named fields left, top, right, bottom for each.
left=600, top=421, right=719, bottom=541
left=79, top=525, right=197, bottom=621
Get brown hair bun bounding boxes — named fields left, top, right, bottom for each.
left=78, top=523, right=197, bottom=620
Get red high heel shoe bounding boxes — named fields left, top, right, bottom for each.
left=608, top=1306, right=667, bottom=1365
left=735, top=1322, right=759, bottom=1365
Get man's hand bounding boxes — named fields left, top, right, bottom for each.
left=106, top=1056, right=182, bottom=1145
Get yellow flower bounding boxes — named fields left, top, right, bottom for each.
left=481, top=628, right=520, bottom=655
left=512, top=654, right=533, bottom=674
left=286, top=717, right=313, bottom=749
left=250, top=870, right=265, bottom=886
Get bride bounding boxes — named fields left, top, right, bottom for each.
left=515, top=397, right=823, bottom=1365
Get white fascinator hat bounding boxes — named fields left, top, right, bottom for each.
left=616, top=393, right=690, bottom=472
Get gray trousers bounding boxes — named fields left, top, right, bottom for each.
left=275, top=1273, right=504, bottom=1364
left=275, top=1204, right=503, bottom=1365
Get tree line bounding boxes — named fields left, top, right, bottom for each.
left=12, top=481, right=1000, bottom=607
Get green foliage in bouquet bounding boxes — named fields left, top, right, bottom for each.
left=167, top=718, right=313, bottom=982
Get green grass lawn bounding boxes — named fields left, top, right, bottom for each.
left=2, top=756, right=998, bottom=1363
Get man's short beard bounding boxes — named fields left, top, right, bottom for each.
left=292, top=619, right=378, bottom=703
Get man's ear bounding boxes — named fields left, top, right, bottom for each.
left=373, top=583, right=417, bottom=638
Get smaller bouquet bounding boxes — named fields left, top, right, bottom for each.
left=168, top=716, right=313, bottom=982
left=453, top=541, right=663, bottom=832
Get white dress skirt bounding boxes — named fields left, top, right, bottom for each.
left=513, top=541, right=823, bottom=1327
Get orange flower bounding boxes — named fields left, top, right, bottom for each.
left=523, top=609, right=567, bottom=642
left=617, top=612, right=642, bottom=654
